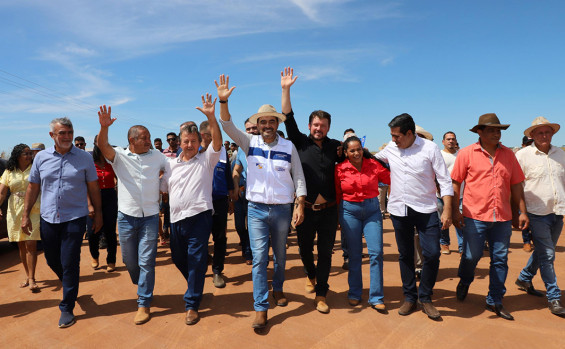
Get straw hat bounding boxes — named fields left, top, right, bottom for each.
left=415, top=125, right=433, bottom=141
left=470, top=113, right=510, bottom=133
left=523, top=116, right=560, bottom=138
left=248, top=104, right=286, bottom=125
left=30, top=143, right=45, bottom=150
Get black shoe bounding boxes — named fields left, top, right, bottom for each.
left=485, top=304, right=514, bottom=320
left=415, top=269, right=422, bottom=280
left=456, top=281, right=469, bottom=301
left=548, top=300, right=565, bottom=317
left=58, top=311, right=76, bottom=328
left=342, top=260, right=349, bottom=271
left=515, top=279, right=544, bottom=297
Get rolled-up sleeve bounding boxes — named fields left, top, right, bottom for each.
left=432, top=146, right=454, bottom=197
left=219, top=119, right=252, bottom=155
left=290, top=145, right=307, bottom=197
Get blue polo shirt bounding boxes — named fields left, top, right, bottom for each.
left=234, top=147, right=247, bottom=187
left=29, top=145, right=98, bottom=224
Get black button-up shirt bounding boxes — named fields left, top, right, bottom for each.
left=284, top=110, right=342, bottom=203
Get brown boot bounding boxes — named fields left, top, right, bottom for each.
left=91, top=258, right=99, bottom=269
left=305, top=278, right=316, bottom=293
left=185, top=309, right=200, bottom=325
left=315, top=296, right=330, bottom=314
left=252, top=311, right=268, bottom=329
left=273, top=291, right=288, bottom=306
left=134, top=307, right=151, bottom=325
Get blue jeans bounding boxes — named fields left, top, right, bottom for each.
left=117, top=212, right=159, bottom=308
left=170, top=210, right=212, bottom=310
left=458, top=218, right=511, bottom=305
left=340, top=198, right=384, bottom=305
left=391, top=207, right=441, bottom=303
left=519, top=213, right=563, bottom=301
left=248, top=202, right=291, bottom=311
left=40, top=217, right=86, bottom=313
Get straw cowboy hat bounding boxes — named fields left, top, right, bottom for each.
left=30, top=143, right=45, bottom=150
left=470, top=113, right=510, bottom=133
left=524, top=116, right=560, bottom=138
left=248, top=104, right=286, bottom=125
left=415, top=125, right=433, bottom=141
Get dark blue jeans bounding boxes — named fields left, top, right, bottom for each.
left=40, top=216, right=87, bottom=313
left=234, top=194, right=252, bottom=260
left=170, top=210, right=213, bottom=311
left=391, top=207, right=441, bottom=303
left=519, top=213, right=563, bottom=301
left=458, top=218, right=512, bottom=305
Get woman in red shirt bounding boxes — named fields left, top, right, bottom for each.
left=335, top=136, right=390, bottom=311
left=88, top=136, right=118, bottom=272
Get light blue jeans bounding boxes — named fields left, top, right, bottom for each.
left=519, top=213, right=563, bottom=301
left=458, top=218, right=512, bottom=305
left=340, top=198, right=384, bottom=305
left=248, top=202, right=291, bottom=311
left=117, top=212, right=159, bottom=308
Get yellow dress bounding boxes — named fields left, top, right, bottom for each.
left=0, top=166, right=41, bottom=241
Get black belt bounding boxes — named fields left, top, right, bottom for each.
left=304, top=201, right=336, bottom=211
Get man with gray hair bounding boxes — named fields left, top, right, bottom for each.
left=97, top=105, right=168, bottom=325
left=22, top=117, right=102, bottom=328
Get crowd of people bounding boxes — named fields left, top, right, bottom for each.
left=1, top=67, right=564, bottom=330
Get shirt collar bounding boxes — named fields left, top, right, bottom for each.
left=126, top=147, right=152, bottom=157
left=49, top=145, right=80, bottom=156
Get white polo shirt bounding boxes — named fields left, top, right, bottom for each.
left=516, top=144, right=565, bottom=216
left=109, top=147, right=168, bottom=217
left=160, top=144, right=221, bottom=223
left=375, top=136, right=453, bottom=216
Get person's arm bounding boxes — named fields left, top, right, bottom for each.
left=21, top=182, right=40, bottom=235
left=511, top=182, right=529, bottom=230
left=196, top=93, right=222, bottom=152
left=232, top=163, right=243, bottom=202
left=215, top=74, right=252, bottom=153
left=97, top=105, right=117, bottom=162
left=87, top=180, right=103, bottom=233
left=0, top=183, right=8, bottom=220
left=281, top=67, right=297, bottom=114
left=451, top=180, right=465, bottom=229
left=290, top=144, right=307, bottom=226
left=431, top=145, right=453, bottom=229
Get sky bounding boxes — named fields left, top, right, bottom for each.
left=1, top=0, right=564, bottom=155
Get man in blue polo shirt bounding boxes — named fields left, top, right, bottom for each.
left=22, top=117, right=102, bottom=328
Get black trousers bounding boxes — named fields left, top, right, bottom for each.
left=87, top=188, right=118, bottom=264
left=212, top=196, right=229, bottom=274
left=297, top=205, right=338, bottom=297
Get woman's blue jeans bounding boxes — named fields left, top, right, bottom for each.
left=340, top=197, right=384, bottom=305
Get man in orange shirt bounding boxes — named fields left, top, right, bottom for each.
left=451, top=113, right=529, bottom=321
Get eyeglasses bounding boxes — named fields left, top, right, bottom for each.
left=167, top=138, right=177, bottom=142
left=75, top=142, right=85, bottom=146
left=22, top=152, right=33, bottom=156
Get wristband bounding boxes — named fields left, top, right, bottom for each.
left=219, top=100, right=228, bottom=104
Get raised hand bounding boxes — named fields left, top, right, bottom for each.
left=214, top=74, right=236, bottom=101
left=195, top=93, right=217, bottom=118
left=98, top=105, right=116, bottom=127
left=281, top=67, right=298, bottom=89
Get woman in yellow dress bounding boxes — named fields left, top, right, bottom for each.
left=0, top=144, right=41, bottom=292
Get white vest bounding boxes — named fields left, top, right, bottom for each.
left=246, top=136, right=295, bottom=204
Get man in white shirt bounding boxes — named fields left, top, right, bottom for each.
left=439, top=131, right=464, bottom=255
left=97, top=105, right=168, bottom=325
left=215, top=74, right=307, bottom=330
left=160, top=93, right=222, bottom=325
left=515, top=116, right=565, bottom=317
left=375, top=113, right=453, bottom=320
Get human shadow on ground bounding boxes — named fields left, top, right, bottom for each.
left=0, top=299, right=60, bottom=318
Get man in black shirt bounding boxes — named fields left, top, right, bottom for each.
left=281, top=67, right=342, bottom=313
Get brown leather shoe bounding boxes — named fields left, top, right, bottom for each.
left=419, top=301, right=441, bottom=320
left=398, top=301, right=417, bottom=316
left=91, top=258, right=99, bottom=269
left=106, top=263, right=116, bottom=272
left=134, top=307, right=151, bottom=325
left=348, top=298, right=360, bottom=306
left=440, top=244, right=451, bottom=255
left=523, top=243, right=533, bottom=253
left=305, top=278, right=316, bottom=293
left=315, top=296, right=330, bottom=314
left=185, top=309, right=200, bottom=325
left=251, top=311, right=268, bottom=329
left=371, top=303, right=386, bottom=312
left=273, top=291, right=288, bottom=306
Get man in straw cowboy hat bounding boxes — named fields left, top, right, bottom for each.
left=451, top=113, right=529, bottom=320
left=514, top=116, right=565, bottom=317
left=215, top=74, right=306, bottom=329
